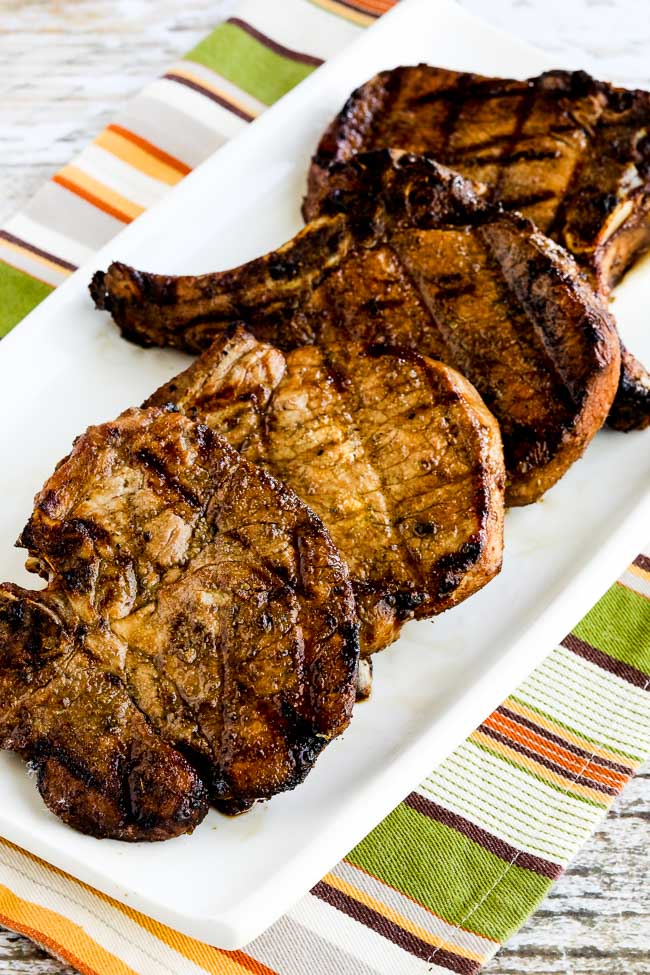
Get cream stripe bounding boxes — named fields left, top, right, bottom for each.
left=22, top=180, right=124, bottom=251
left=520, top=677, right=649, bottom=756
left=520, top=652, right=650, bottom=754
left=0, top=238, right=70, bottom=278
left=115, top=96, right=224, bottom=170
left=446, top=739, right=602, bottom=844
left=146, top=78, right=248, bottom=140
left=417, top=776, right=591, bottom=863
left=0, top=846, right=214, bottom=975
left=291, top=894, right=446, bottom=974
left=439, top=742, right=605, bottom=833
left=421, top=765, right=591, bottom=848
left=544, top=645, right=650, bottom=714
left=0, top=244, right=65, bottom=288
left=628, top=562, right=650, bottom=584
left=74, top=145, right=170, bottom=210
left=236, top=0, right=363, bottom=56
left=4, top=214, right=93, bottom=268
left=171, top=61, right=266, bottom=117
left=248, top=913, right=385, bottom=975
left=440, top=743, right=603, bottom=834
left=332, top=860, right=495, bottom=957
left=545, top=645, right=650, bottom=716
left=620, top=572, right=650, bottom=601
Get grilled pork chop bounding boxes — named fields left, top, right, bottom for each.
left=304, top=66, right=650, bottom=432
left=0, top=407, right=358, bottom=839
left=145, top=326, right=505, bottom=655
left=91, top=150, right=620, bottom=506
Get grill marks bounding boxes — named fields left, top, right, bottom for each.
left=93, top=151, right=619, bottom=505
left=147, top=327, right=505, bottom=655
left=304, top=66, right=650, bottom=431
left=388, top=223, right=578, bottom=468
left=307, top=67, right=606, bottom=236
left=0, top=408, right=359, bottom=839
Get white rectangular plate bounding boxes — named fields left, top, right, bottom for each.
left=1, top=0, right=649, bottom=950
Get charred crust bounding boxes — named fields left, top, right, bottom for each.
left=432, top=537, right=484, bottom=598
left=89, top=271, right=108, bottom=310
left=393, top=590, right=426, bottom=618
left=339, top=619, right=361, bottom=675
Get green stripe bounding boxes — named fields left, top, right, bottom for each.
left=347, top=803, right=550, bottom=942
left=0, top=261, right=53, bottom=337
left=573, top=583, right=650, bottom=678
left=185, top=23, right=317, bottom=106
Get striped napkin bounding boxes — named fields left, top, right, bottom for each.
left=1, top=2, right=649, bottom=973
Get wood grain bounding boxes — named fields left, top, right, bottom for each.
left=1, top=0, right=649, bottom=972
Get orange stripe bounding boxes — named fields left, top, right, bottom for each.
left=0, top=886, right=138, bottom=975
left=485, top=712, right=627, bottom=789
left=95, top=130, right=186, bottom=187
left=114, top=902, right=279, bottom=975
left=0, top=837, right=275, bottom=975
left=471, top=730, right=610, bottom=804
left=56, top=165, right=144, bottom=220
left=0, top=912, right=101, bottom=975
left=107, top=124, right=192, bottom=175
left=52, top=171, right=140, bottom=224
left=504, top=697, right=637, bottom=770
left=629, top=562, right=650, bottom=580
left=310, top=0, right=374, bottom=26
left=349, top=0, right=396, bottom=12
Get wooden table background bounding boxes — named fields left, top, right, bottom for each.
left=1, top=0, right=649, bottom=971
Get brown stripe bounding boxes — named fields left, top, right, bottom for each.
left=497, top=705, right=633, bottom=776
left=163, top=73, right=255, bottom=122
left=311, top=881, right=481, bottom=973
left=562, top=634, right=650, bottom=690
left=478, top=724, right=617, bottom=796
left=0, top=230, right=77, bottom=272
left=634, top=553, right=650, bottom=573
left=403, top=793, right=561, bottom=879
left=227, top=18, right=324, bottom=67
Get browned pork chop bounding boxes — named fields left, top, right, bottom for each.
left=0, top=408, right=358, bottom=840
left=304, top=66, right=650, bottom=431
left=145, top=326, right=505, bottom=655
left=91, top=150, right=620, bottom=506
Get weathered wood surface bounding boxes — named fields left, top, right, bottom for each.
left=1, top=0, right=649, bottom=971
